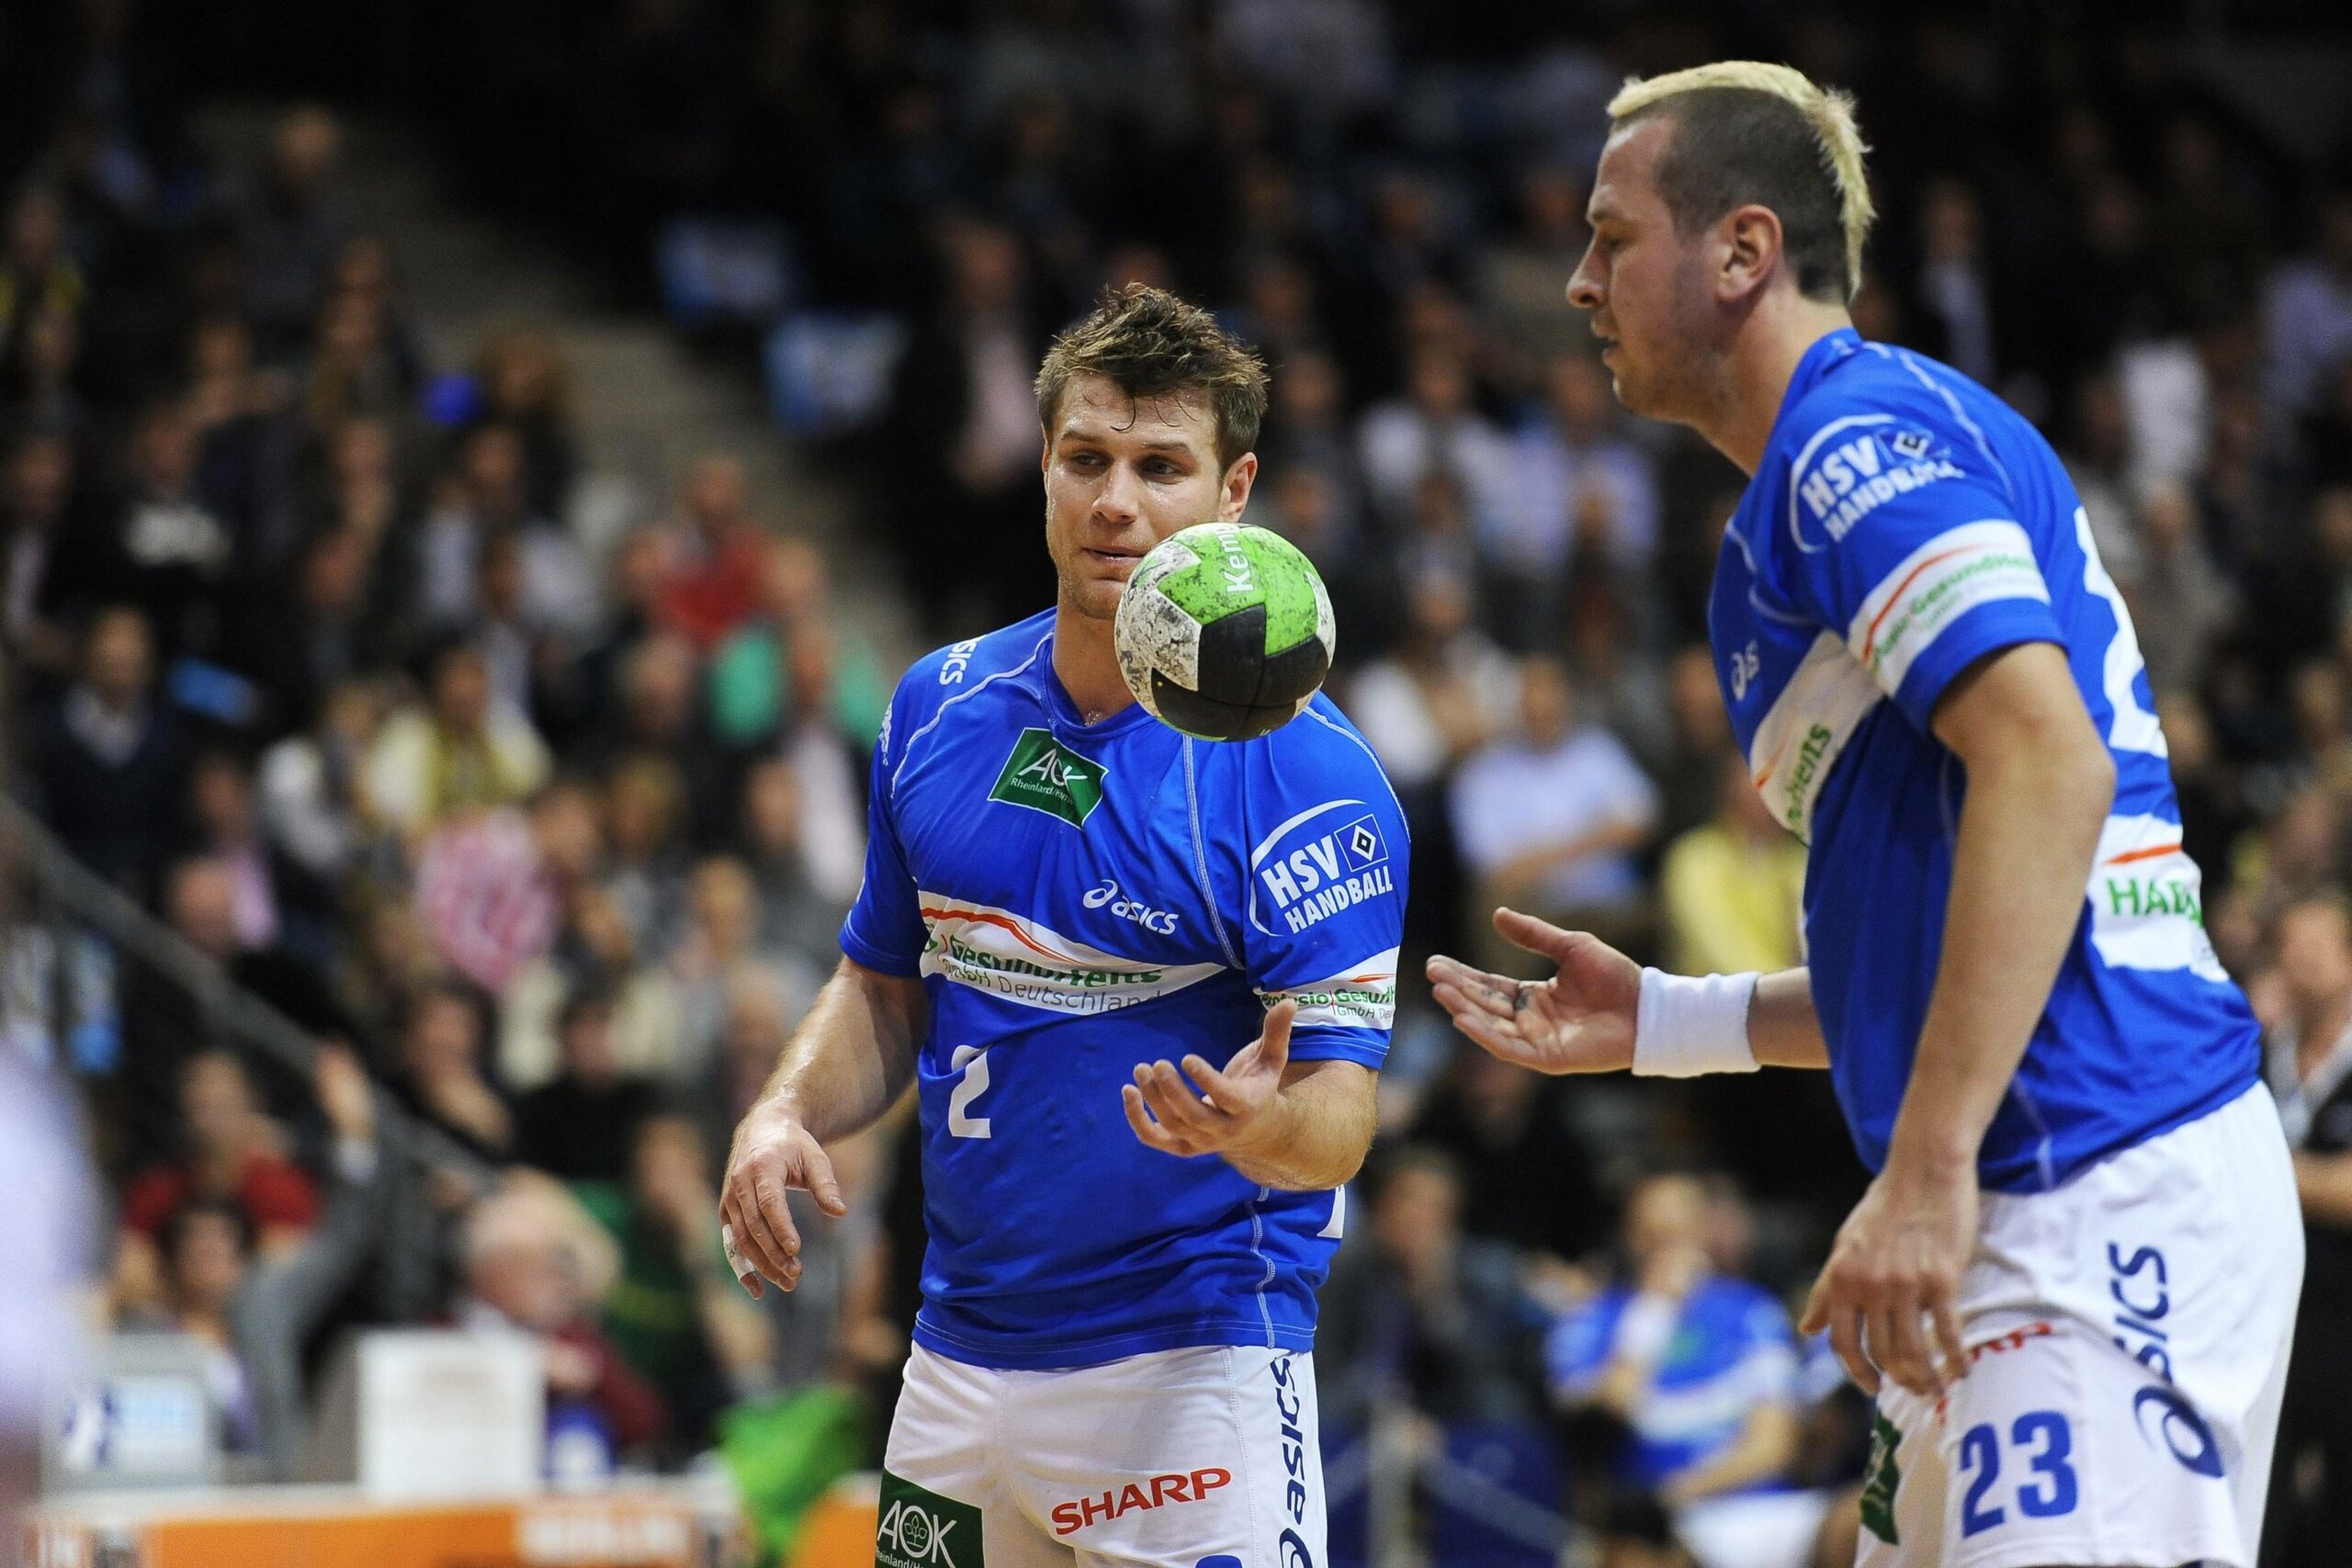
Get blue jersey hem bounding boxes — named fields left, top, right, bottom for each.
left=839, top=924, right=922, bottom=977
left=911, top=1314, right=1316, bottom=1370
left=1976, top=1062, right=2260, bottom=1194
left=1285, top=1027, right=1387, bottom=1069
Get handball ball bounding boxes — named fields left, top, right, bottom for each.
left=1114, top=522, right=1335, bottom=741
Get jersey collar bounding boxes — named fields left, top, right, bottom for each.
left=1024, top=629, right=1161, bottom=739
left=1766, top=327, right=1867, bottom=455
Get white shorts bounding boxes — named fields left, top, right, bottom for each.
left=1858, top=1085, right=2303, bottom=1568
left=877, top=1342, right=1326, bottom=1568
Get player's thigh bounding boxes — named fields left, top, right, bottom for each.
left=1864, top=1319, right=2254, bottom=1568
left=879, top=1345, right=1073, bottom=1568
left=1004, top=1345, right=1325, bottom=1568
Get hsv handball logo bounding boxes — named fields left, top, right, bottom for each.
left=1248, top=800, right=1395, bottom=936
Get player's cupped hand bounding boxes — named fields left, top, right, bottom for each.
left=718, top=1107, right=848, bottom=1299
left=1124, top=998, right=1296, bottom=1158
left=1425, top=908, right=1640, bottom=1075
left=1800, top=1166, right=1977, bottom=1399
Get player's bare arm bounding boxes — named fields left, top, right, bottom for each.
left=1426, top=911, right=1827, bottom=1073
left=1801, top=641, right=2114, bottom=1399
left=1122, top=998, right=1378, bottom=1190
left=720, top=955, right=926, bottom=1296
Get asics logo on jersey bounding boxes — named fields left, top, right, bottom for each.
left=1083, top=878, right=1180, bottom=933
left=1728, top=641, right=1760, bottom=702
left=1049, top=1469, right=1230, bottom=1536
left=938, top=637, right=982, bottom=685
left=989, top=728, right=1109, bottom=829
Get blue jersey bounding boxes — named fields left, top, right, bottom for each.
left=1712, top=329, right=2259, bottom=1193
left=1546, top=1278, right=1800, bottom=1492
left=842, top=610, right=1408, bottom=1369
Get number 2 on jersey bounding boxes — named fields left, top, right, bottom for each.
left=948, top=1045, right=993, bottom=1139
left=2074, top=506, right=2165, bottom=757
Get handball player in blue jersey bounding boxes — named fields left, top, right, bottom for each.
left=719, top=285, right=1407, bottom=1568
left=1428, top=62, right=2301, bottom=1568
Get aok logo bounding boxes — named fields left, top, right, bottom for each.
left=989, top=728, right=1109, bottom=829
left=875, top=1504, right=964, bottom=1561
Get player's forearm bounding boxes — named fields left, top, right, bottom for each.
left=1221, top=1062, right=1375, bottom=1190
left=752, top=958, right=925, bottom=1144
left=1890, top=732, right=2112, bottom=1178
left=1748, top=967, right=1829, bottom=1067
left=1663, top=1404, right=1798, bottom=1503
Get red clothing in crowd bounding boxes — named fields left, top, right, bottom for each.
left=120, top=1154, right=321, bottom=1237
left=654, top=529, right=766, bottom=652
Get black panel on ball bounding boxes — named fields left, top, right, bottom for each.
left=1253, top=634, right=1331, bottom=705
left=1149, top=673, right=1293, bottom=741
left=1191, top=604, right=1269, bottom=705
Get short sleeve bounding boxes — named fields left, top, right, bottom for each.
left=838, top=688, right=928, bottom=976
left=1779, top=415, right=2064, bottom=731
left=1238, top=712, right=1410, bottom=1070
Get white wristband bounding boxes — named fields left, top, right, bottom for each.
left=1633, top=968, right=1761, bottom=1077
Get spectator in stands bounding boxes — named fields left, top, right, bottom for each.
left=670, top=855, right=813, bottom=1086
left=364, top=639, right=551, bottom=837
left=594, top=632, right=729, bottom=848
left=653, top=454, right=768, bottom=654
left=2128, top=479, right=2235, bottom=696
left=2264, top=896, right=2352, bottom=1561
left=882, top=217, right=1047, bottom=629
left=117, top=1047, right=389, bottom=1468
left=585, top=1111, right=776, bottom=1455
left=513, top=984, right=656, bottom=1183
left=1408, top=1046, right=1605, bottom=1269
left=390, top=980, right=511, bottom=1162
left=708, top=535, right=888, bottom=752
left=738, top=756, right=851, bottom=973
left=230, top=519, right=391, bottom=738
left=456, top=1175, right=667, bottom=1465
left=2264, top=188, right=2352, bottom=423
left=467, top=325, right=577, bottom=522
left=116, top=1048, right=318, bottom=1299
left=0, top=425, right=99, bottom=677
left=602, top=753, right=694, bottom=959
left=1660, top=755, right=1807, bottom=978
left=1317, top=1145, right=1552, bottom=1433
left=1548, top=1174, right=1823, bottom=1568
left=1449, top=655, right=1658, bottom=961
left=256, top=676, right=384, bottom=888
left=108, top=400, right=235, bottom=663
left=1509, top=352, right=1661, bottom=584
left=232, top=106, right=347, bottom=362
left=1346, top=574, right=1517, bottom=798
left=415, top=423, right=594, bottom=639
left=1357, top=347, right=1517, bottom=545
left=29, top=604, right=184, bottom=894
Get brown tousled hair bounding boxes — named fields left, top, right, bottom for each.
left=1035, top=284, right=1270, bottom=471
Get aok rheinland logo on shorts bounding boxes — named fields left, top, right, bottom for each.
left=989, top=728, right=1109, bottom=829
left=876, top=1471, right=984, bottom=1568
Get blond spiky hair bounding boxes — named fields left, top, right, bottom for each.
left=1608, top=62, right=1875, bottom=301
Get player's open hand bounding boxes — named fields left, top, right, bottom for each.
left=1426, top=908, right=1640, bottom=1074
left=719, top=1106, right=848, bottom=1299
left=1124, top=998, right=1296, bottom=1159
left=1801, top=1167, right=1977, bottom=1399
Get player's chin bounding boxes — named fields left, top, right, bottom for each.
left=1063, top=575, right=1126, bottom=621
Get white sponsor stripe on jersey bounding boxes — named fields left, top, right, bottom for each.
left=1260, top=946, right=1399, bottom=1031
left=1844, top=519, right=2050, bottom=697
left=917, top=894, right=1223, bottom=1014
left=1745, top=630, right=1883, bottom=845
left=2086, top=815, right=2228, bottom=983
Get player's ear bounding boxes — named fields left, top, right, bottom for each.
left=1217, top=451, right=1258, bottom=523
left=1039, top=430, right=1053, bottom=473
left=1719, top=204, right=1783, bottom=303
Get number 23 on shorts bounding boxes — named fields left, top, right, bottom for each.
left=1957, top=1410, right=2079, bottom=1538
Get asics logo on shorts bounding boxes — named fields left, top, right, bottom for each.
left=2132, top=1384, right=2224, bottom=1478
left=1272, top=1355, right=1315, bottom=1566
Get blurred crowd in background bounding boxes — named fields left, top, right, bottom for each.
left=4, top=3, right=2352, bottom=1566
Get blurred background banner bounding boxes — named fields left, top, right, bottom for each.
left=3, top=2, right=2351, bottom=1566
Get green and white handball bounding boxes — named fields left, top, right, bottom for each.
left=1113, top=522, right=1336, bottom=741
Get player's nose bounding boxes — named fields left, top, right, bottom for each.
left=1094, top=460, right=1144, bottom=524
